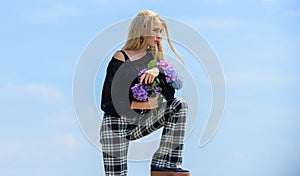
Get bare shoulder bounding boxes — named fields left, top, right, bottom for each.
left=113, top=51, right=125, bottom=62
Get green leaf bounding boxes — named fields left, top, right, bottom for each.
left=148, top=59, right=157, bottom=69
left=150, top=80, right=156, bottom=89
left=155, top=77, right=160, bottom=84
left=158, top=96, right=163, bottom=105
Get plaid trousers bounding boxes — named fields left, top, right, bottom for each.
left=100, top=97, right=188, bottom=176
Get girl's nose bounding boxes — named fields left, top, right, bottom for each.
left=157, top=32, right=162, bottom=38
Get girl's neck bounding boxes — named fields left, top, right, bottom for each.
left=124, top=45, right=148, bottom=61
left=133, top=45, right=148, bottom=53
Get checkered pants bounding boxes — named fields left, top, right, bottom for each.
left=100, top=97, right=188, bottom=176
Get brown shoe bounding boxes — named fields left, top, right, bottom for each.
left=151, top=167, right=190, bottom=176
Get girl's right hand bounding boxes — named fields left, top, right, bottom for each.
left=139, top=67, right=159, bottom=84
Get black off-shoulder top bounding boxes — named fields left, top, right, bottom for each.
left=101, top=50, right=175, bottom=117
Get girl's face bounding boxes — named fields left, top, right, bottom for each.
left=147, top=23, right=163, bottom=47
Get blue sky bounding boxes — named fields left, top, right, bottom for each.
left=1, top=0, right=300, bottom=176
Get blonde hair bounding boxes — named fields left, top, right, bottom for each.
left=122, top=10, right=184, bottom=63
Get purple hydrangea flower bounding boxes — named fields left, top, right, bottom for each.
left=172, top=76, right=183, bottom=90
left=157, top=60, right=171, bottom=69
left=164, top=65, right=177, bottom=83
left=150, top=85, right=161, bottom=96
left=131, top=60, right=183, bottom=102
left=157, top=60, right=183, bottom=90
left=131, top=83, right=150, bottom=101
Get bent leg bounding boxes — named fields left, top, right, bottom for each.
left=128, top=98, right=188, bottom=169
left=151, top=97, right=188, bottom=168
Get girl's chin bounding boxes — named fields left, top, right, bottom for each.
left=149, top=43, right=158, bottom=47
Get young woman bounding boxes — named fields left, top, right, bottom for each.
left=100, top=10, right=190, bottom=176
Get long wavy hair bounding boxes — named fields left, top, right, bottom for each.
left=122, top=10, right=184, bottom=63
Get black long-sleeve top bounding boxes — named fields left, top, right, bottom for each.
left=101, top=51, right=175, bottom=117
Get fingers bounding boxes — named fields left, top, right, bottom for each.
left=139, top=72, right=155, bottom=84
left=146, top=73, right=155, bottom=84
left=140, top=68, right=159, bottom=84
left=140, top=74, right=145, bottom=84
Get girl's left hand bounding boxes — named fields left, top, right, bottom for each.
left=140, top=67, right=159, bottom=84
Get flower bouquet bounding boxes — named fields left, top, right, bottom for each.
left=131, top=59, right=183, bottom=106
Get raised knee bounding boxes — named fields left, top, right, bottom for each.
left=173, top=97, right=188, bottom=112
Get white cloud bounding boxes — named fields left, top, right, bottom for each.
left=260, top=0, right=296, bottom=3
left=232, top=151, right=243, bottom=159
left=0, top=139, right=44, bottom=162
left=47, top=109, right=77, bottom=126
left=0, top=135, right=82, bottom=176
left=56, top=134, right=81, bottom=152
left=262, top=0, right=277, bottom=3
left=224, top=102, right=300, bottom=129
left=85, top=0, right=113, bottom=5
left=190, top=17, right=240, bottom=31
left=0, top=84, right=66, bottom=106
left=0, top=133, right=82, bottom=163
left=255, top=106, right=300, bottom=126
left=226, top=70, right=300, bottom=87
left=0, top=25, right=7, bottom=32
left=0, top=168, right=57, bottom=176
left=284, top=10, right=300, bottom=16
left=0, top=141, right=20, bottom=161
left=24, top=2, right=82, bottom=24
left=190, top=0, right=227, bottom=3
